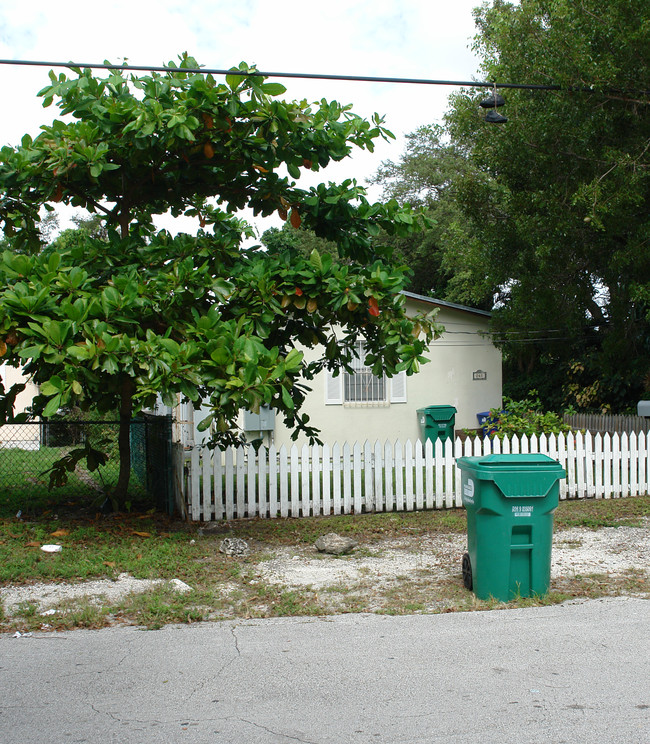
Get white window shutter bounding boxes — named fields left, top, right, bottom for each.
left=390, top=371, right=407, bottom=403
left=325, top=370, right=344, bottom=404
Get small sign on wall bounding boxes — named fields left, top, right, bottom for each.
left=473, top=369, right=487, bottom=381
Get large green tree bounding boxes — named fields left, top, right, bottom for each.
left=440, top=0, right=650, bottom=410
left=0, top=56, right=440, bottom=503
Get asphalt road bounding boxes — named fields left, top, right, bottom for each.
left=1, top=597, right=648, bottom=744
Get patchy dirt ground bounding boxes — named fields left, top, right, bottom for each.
left=1, top=574, right=192, bottom=616
left=256, top=521, right=650, bottom=589
left=3, top=521, right=648, bottom=619
left=258, top=533, right=467, bottom=590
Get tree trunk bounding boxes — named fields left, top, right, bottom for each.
left=114, top=377, right=135, bottom=506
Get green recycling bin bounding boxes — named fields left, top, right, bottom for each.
left=417, top=405, right=457, bottom=449
left=456, top=454, right=566, bottom=602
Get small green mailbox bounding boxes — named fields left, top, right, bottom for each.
left=456, top=454, right=566, bottom=602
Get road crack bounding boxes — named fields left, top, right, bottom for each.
left=230, top=625, right=241, bottom=656
left=238, top=717, right=319, bottom=744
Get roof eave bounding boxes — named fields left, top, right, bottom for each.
left=402, top=290, right=492, bottom=318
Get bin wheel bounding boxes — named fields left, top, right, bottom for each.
left=462, top=552, right=473, bottom=591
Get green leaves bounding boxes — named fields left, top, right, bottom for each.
left=261, top=82, right=287, bottom=96
left=284, top=349, right=304, bottom=372
left=39, top=376, right=65, bottom=416
left=281, top=385, right=294, bottom=410
left=287, top=162, right=301, bottom=179
left=309, top=249, right=323, bottom=272
left=226, top=73, right=245, bottom=91
left=39, top=376, right=64, bottom=396
left=158, top=338, right=180, bottom=355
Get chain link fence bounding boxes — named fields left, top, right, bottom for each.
left=0, top=415, right=173, bottom=515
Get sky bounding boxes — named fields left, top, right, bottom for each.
left=0, top=0, right=485, bottom=238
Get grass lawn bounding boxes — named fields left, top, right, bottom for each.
left=0, top=444, right=152, bottom=519
left=1, top=493, right=648, bottom=632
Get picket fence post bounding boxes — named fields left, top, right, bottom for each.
left=621, top=432, right=631, bottom=496
left=638, top=432, right=647, bottom=496
left=424, top=439, right=434, bottom=509
left=402, top=439, right=412, bottom=511
left=322, top=443, right=332, bottom=516
left=301, top=444, right=310, bottom=517
left=353, top=442, right=363, bottom=514
left=603, top=434, right=613, bottom=499
left=364, top=440, right=374, bottom=513
left=629, top=432, right=638, bottom=498
left=585, top=433, right=595, bottom=498
left=374, top=440, right=384, bottom=512
left=342, top=443, right=352, bottom=514
left=594, top=434, right=603, bottom=500
left=444, top=437, right=455, bottom=508
left=395, top=441, right=404, bottom=512
left=384, top=441, right=394, bottom=512
left=290, top=445, right=300, bottom=517
left=201, top=447, right=213, bottom=520
left=258, top=446, right=268, bottom=518
left=311, top=444, right=323, bottom=515
left=279, top=445, right=289, bottom=517
left=612, top=434, right=621, bottom=498
left=247, top=445, right=257, bottom=518
left=268, top=444, right=278, bottom=518
left=415, top=439, right=425, bottom=509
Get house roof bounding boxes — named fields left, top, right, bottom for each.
left=402, top=291, right=492, bottom=318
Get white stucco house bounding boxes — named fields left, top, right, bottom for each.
left=238, top=291, right=502, bottom=448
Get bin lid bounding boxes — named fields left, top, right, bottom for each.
left=417, top=405, right=457, bottom=420
left=474, top=454, right=562, bottom=467
left=456, top=453, right=566, bottom=498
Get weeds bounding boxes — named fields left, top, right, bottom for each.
left=53, top=600, right=111, bottom=630
left=15, top=600, right=39, bottom=620
left=555, top=495, right=650, bottom=529
left=121, top=586, right=210, bottom=630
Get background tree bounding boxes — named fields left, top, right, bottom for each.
left=438, top=0, right=650, bottom=410
left=261, top=222, right=339, bottom=260
left=0, top=56, right=441, bottom=505
left=369, top=124, right=493, bottom=303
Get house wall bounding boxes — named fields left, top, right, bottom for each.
left=248, top=299, right=502, bottom=448
left=0, top=365, right=39, bottom=414
left=0, top=364, right=41, bottom=450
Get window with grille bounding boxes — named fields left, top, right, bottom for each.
left=343, top=341, right=386, bottom=403
left=325, top=341, right=407, bottom=405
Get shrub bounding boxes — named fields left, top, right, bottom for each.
left=486, top=392, right=571, bottom=438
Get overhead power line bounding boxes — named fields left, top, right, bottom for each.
left=0, top=58, right=564, bottom=91
left=3, top=58, right=645, bottom=103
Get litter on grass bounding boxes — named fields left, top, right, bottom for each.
left=40, top=544, right=62, bottom=553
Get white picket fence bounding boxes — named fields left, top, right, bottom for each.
left=181, top=431, right=650, bottom=522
